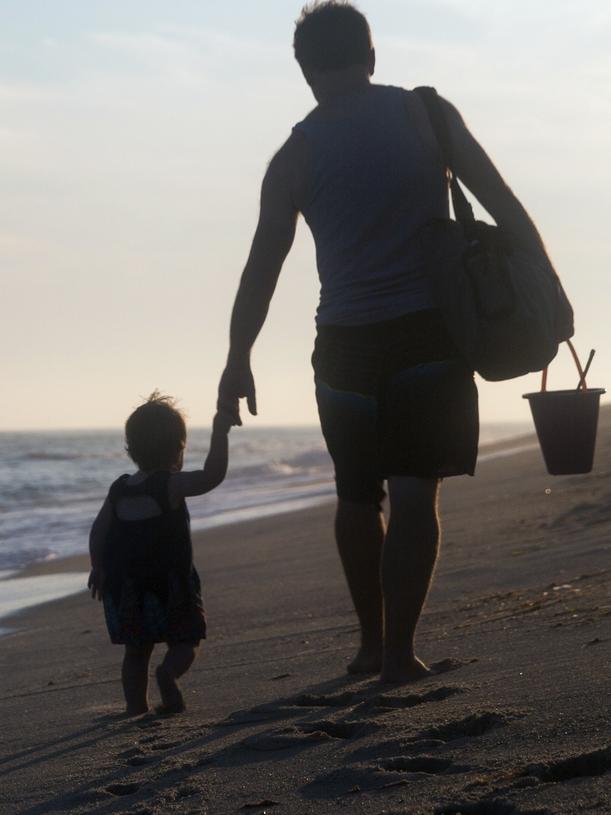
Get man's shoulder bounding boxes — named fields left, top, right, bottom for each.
left=264, top=132, right=309, bottom=212
left=293, top=103, right=320, bottom=128
left=267, top=129, right=309, bottom=176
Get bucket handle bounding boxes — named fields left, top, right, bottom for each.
left=541, top=340, right=588, bottom=392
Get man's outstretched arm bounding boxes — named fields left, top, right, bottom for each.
left=218, top=138, right=300, bottom=425
left=440, top=97, right=549, bottom=258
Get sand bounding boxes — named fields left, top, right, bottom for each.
left=1, top=407, right=610, bottom=815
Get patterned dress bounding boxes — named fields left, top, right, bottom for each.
left=102, top=470, right=206, bottom=645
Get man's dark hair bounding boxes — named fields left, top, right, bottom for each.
left=294, top=1, right=372, bottom=73
left=125, top=390, right=186, bottom=472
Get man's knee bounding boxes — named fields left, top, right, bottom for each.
left=337, top=496, right=384, bottom=517
left=387, top=477, right=440, bottom=522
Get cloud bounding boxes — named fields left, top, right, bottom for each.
left=0, top=80, right=65, bottom=104
left=372, top=0, right=483, bottom=42
left=88, top=26, right=290, bottom=88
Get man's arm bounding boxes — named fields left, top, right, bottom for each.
left=218, top=136, right=301, bottom=425
left=440, top=97, right=549, bottom=257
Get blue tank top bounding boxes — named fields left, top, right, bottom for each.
left=294, top=85, right=449, bottom=326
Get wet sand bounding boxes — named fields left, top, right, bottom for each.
left=1, top=407, right=610, bottom=815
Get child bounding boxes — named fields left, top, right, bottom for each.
left=88, top=391, right=232, bottom=715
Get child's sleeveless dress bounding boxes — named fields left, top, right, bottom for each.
left=102, top=470, right=207, bottom=645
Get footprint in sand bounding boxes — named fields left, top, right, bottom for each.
left=149, top=739, right=184, bottom=751
left=218, top=703, right=306, bottom=726
left=116, top=808, right=155, bottom=815
left=242, top=717, right=375, bottom=751
left=436, top=800, right=545, bottom=815
left=242, top=728, right=335, bottom=751
left=299, top=718, right=376, bottom=739
left=116, top=745, right=158, bottom=767
left=67, top=789, right=114, bottom=806
left=223, top=663, right=472, bottom=729
left=139, top=734, right=161, bottom=745
left=430, top=657, right=479, bottom=674
left=288, top=684, right=464, bottom=722
left=105, top=781, right=141, bottom=796
left=127, top=754, right=157, bottom=767
left=349, top=710, right=522, bottom=763
left=119, top=746, right=144, bottom=759
left=414, top=710, right=524, bottom=744
left=349, top=684, right=464, bottom=718
left=302, top=754, right=470, bottom=800
left=290, top=690, right=358, bottom=708
left=173, top=782, right=200, bottom=799
left=518, top=743, right=611, bottom=784
left=378, top=755, right=470, bottom=775
left=137, top=718, right=163, bottom=728
left=374, top=684, right=464, bottom=708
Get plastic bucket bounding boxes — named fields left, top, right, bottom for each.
left=523, top=387, right=605, bottom=474
left=523, top=340, right=605, bottom=475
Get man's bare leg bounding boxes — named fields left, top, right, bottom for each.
left=335, top=498, right=385, bottom=673
left=381, top=476, right=440, bottom=683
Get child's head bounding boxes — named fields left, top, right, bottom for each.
left=125, top=391, right=186, bottom=472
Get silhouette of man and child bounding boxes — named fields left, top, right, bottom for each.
left=88, top=2, right=551, bottom=715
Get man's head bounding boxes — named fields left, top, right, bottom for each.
left=294, top=2, right=374, bottom=86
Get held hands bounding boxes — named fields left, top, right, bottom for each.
left=217, top=361, right=257, bottom=427
left=87, top=568, right=105, bottom=601
left=213, top=408, right=235, bottom=434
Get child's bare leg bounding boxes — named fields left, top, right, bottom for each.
left=156, top=642, right=199, bottom=713
left=122, top=644, right=154, bottom=715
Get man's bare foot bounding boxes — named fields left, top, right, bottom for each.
left=380, top=654, right=431, bottom=684
left=125, top=704, right=149, bottom=717
left=155, top=666, right=185, bottom=714
left=347, top=644, right=383, bottom=675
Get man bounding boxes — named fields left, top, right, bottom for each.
left=218, top=2, right=547, bottom=682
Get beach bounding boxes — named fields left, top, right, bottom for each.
left=1, top=408, right=609, bottom=815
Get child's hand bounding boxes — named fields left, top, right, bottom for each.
left=213, top=409, right=236, bottom=434
left=88, top=568, right=105, bottom=601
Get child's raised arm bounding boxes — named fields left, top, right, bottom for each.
left=169, top=412, right=232, bottom=502
left=88, top=498, right=113, bottom=600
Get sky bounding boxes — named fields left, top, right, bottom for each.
left=1, top=0, right=609, bottom=430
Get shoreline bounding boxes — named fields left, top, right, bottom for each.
left=0, top=434, right=540, bottom=630
left=5, top=430, right=538, bottom=583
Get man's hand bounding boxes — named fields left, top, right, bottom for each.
left=217, top=362, right=257, bottom=427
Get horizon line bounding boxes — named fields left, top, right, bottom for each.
left=0, top=418, right=535, bottom=434
left=0, top=422, right=323, bottom=434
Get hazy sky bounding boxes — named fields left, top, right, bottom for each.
left=2, top=0, right=609, bottom=429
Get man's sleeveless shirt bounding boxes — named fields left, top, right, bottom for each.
left=293, top=85, right=449, bottom=326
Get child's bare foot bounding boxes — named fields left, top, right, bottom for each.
left=380, top=654, right=431, bottom=684
left=155, top=665, right=185, bottom=714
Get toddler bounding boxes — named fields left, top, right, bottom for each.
left=88, top=391, right=232, bottom=715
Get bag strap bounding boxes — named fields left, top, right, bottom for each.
left=413, top=86, right=476, bottom=225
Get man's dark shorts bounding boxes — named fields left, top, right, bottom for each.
left=312, top=309, right=479, bottom=506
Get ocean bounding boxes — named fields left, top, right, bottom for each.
left=0, top=422, right=531, bottom=575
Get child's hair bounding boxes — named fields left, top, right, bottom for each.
left=125, top=390, right=186, bottom=471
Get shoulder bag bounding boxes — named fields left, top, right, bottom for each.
left=414, top=86, right=574, bottom=381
